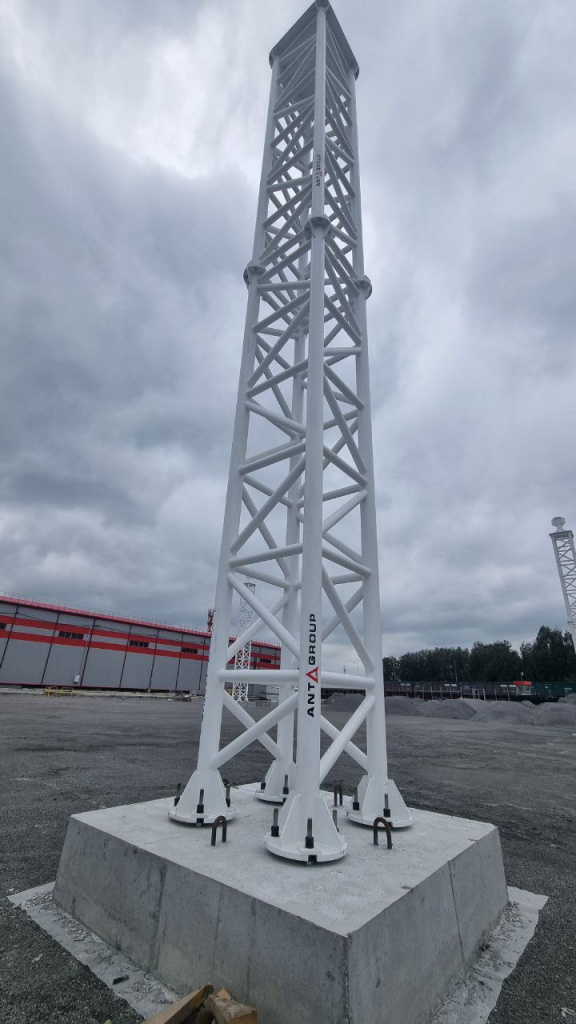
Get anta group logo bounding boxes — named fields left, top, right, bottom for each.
left=306, top=613, right=318, bottom=717
left=315, top=153, right=323, bottom=187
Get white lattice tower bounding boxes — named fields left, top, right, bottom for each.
left=232, top=582, right=256, bottom=701
left=550, top=518, right=576, bottom=651
left=171, top=0, right=411, bottom=862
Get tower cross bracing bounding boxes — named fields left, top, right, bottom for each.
left=171, top=0, right=411, bottom=861
left=232, top=582, right=256, bottom=701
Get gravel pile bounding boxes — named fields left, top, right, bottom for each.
left=461, top=698, right=487, bottom=711
left=420, top=699, right=476, bottom=720
left=534, top=702, right=576, bottom=727
left=384, top=695, right=423, bottom=716
left=358, top=693, right=576, bottom=728
left=474, top=702, right=535, bottom=726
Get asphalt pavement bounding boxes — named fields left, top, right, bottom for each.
left=0, top=691, right=574, bottom=1023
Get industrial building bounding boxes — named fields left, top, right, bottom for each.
left=0, top=595, right=280, bottom=693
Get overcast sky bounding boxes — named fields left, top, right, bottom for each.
left=1, top=0, right=575, bottom=656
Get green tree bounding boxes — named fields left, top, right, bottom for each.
left=398, top=650, right=428, bottom=681
left=386, top=646, right=472, bottom=682
left=469, top=641, right=521, bottom=682
left=521, top=626, right=576, bottom=682
left=382, top=656, right=399, bottom=682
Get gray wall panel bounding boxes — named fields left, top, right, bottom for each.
left=120, top=651, right=154, bottom=690
left=43, top=644, right=87, bottom=686
left=0, top=639, right=51, bottom=684
left=0, top=602, right=18, bottom=614
left=176, top=658, right=205, bottom=694
left=149, top=653, right=178, bottom=691
left=17, top=608, right=59, bottom=627
left=82, top=647, right=125, bottom=688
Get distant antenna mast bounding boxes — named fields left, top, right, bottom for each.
left=232, top=582, right=256, bottom=701
left=550, top=517, right=576, bottom=651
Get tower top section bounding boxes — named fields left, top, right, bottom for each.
left=551, top=516, right=572, bottom=536
left=269, top=1, right=360, bottom=79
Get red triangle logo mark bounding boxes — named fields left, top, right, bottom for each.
left=306, top=667, right=319, bottom=683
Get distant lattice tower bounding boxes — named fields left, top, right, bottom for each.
left=550, top=517, right=576, bottom=651
left=170, top=0, right=411, bottom=862
left=232, top=582, right=256, bottom=701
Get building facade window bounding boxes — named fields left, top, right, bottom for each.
left=129, top=640, right=149, bottom=648
left=182, top=647, right=198, bottom=654
left=59, top=631, right=84, bottom=640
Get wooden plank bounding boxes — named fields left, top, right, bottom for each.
left=205, top=993, right=258, bottom=1024
left=142, top=985, right=214, bottom=1024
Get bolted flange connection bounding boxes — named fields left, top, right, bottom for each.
left=243, top=261, right=266, bottom=287
left=169, top=769, right=236, bottom=825
left=265, top=792, right=347, bottom=864
left=306, top=213, right=331, bottom=238
left=346, top=776, right=412, bottom=829
left=355, top=275, right=372, bottom=298
left=256, top=761, right=295, bottom=804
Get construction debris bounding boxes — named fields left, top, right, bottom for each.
left=141, top=985, right=258, bottom=1024
left=205, top=990, right=258, bottom=1024
left=142, top=985, right=213, bottom=1024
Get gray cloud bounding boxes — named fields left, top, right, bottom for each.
left=1, top=0, right=575, bottom=655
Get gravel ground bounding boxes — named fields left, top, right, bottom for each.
left=0, top=691, right=575, bottom=1024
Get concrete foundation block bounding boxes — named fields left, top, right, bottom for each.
left=54, top=787, right=508, bottom=1024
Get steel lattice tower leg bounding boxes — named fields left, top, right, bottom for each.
left=170, top=0, right=411, bottom=860
left=550, top=518, right=576, bottom=651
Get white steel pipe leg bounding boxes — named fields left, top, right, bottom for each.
left=265, top=3, right=345, bottom=865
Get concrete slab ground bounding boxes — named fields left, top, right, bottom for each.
left=2, top=695, right=570, bottom=1023
left=52, top=786, right=512, bottom=1024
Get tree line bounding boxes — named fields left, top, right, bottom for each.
left=383, top=626, right=576, bottom=684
